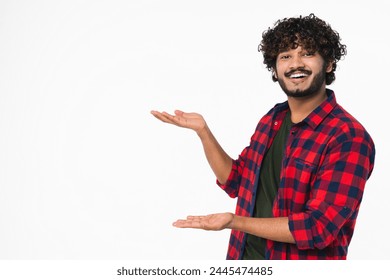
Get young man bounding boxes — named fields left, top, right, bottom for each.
left=151, top=14, right=375, bottom=260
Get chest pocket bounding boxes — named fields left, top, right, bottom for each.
left=294, top=157, right=317, bottom=181
left=283, top=157, right=318, bottom=210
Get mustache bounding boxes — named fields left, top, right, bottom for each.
left=285, top=67, right=312, bottom=77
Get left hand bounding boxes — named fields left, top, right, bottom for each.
left=173, top=213, right=234, bottom=231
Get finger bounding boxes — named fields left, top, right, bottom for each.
left=161, top=111, right=178, bottom=120
left=150, top=110, right=167, bottom=120
left=151, top=111, right=178, bottom=125
left=175, top=110, right=199, bottom=119
left=174, top=110, right=184, bottom=116
left=161, top=112, right=189, bottom=127
left=172, top=219, right=201, bottom=229
left=172, top=219, right=187, bottom=225
left=186, top=215, right=204, bottom=220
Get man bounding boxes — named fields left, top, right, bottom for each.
left=151, top=14, right=375, bottom=260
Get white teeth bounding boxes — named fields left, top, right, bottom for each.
left=290, top=73, right=308, bottom=78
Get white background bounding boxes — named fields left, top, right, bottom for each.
left=0, top=0, right=388, bottom=260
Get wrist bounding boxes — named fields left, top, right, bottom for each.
left=196, top=124, right=210, bottom=140
left=227, top=213, right=236, bottom=229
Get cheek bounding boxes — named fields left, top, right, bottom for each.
left=274, top=64, right=283, bottom=78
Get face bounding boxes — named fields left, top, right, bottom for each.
left=274, top=46, right=332, bottom=98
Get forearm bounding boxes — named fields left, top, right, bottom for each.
left=228, top=215, right=296, bottom=244
left=197, top=125, right=233, bottom=185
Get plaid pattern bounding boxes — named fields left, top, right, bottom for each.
left=217, top=89, right=375, bottom=260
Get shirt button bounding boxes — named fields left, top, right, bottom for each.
left=274, top=121, right=278, bottom=126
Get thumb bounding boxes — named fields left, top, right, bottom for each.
left=174, top=110, right=185, bottom=116
left=175, top=110, right=185, bottom=117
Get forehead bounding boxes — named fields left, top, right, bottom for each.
left=278, top=45, right=311, bottom=55
left=278, top=36, right=318, bottom=53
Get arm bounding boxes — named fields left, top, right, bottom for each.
left=173, top=213, right=295, bottom=244
left=287, top=135, right=375, bottom=250
left=172, top=133, right=374, bottom=247
left=151, top=110, right=232, bottom=184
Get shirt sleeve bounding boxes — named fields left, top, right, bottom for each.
left=216, top=112, right=275, bottom=199
left=288, top=133, right=375, bottom=250
left=216, top=148, right=248, bottom=198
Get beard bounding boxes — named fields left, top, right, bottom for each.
left=277, top=64, right=327, bottom=98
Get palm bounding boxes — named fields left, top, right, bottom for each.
left=173, top=213, right=234, bottom=231
left=151, top=110, right=206, bottom=133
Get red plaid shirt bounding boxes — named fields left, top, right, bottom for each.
left=218, top=90, right=375, bottom=260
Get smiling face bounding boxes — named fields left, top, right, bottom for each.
left=274, top=46, right=333, bottom=98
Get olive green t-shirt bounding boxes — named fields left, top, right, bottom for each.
left=242, top=110, right=292, bottom=260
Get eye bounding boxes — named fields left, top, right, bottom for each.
left=302, top=52, right=314, bottom=57
left=279, top=54, right=291, bottom=60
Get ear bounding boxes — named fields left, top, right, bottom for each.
left=272, top=69, right=278, bottom=81
left=326, top=61, right=334, bottom=73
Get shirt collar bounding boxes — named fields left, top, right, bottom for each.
left=304, top=89, right=337, bottom=129
left=274, top=89, right=337, bottom=129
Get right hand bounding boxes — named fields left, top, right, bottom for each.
left=150, top=110, right=207, bottom=135
left=173, top=212, right=235, bottom=231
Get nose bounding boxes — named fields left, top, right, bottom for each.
left=289, top=55, right=305, bottom=69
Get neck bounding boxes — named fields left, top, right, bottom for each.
left=287, top=87, right=327, bottom=123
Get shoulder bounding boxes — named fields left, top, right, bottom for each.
left=325, top=104, right=375, bottom=155
left=332, top=105, right=372, bottom=139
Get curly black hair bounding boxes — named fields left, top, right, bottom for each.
left=259, top=14, right=347, bottom=85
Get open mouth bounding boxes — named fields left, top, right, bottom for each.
left=285, top=68, right=312, bottom=80
left=289, top=72, right=309, bottom=79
